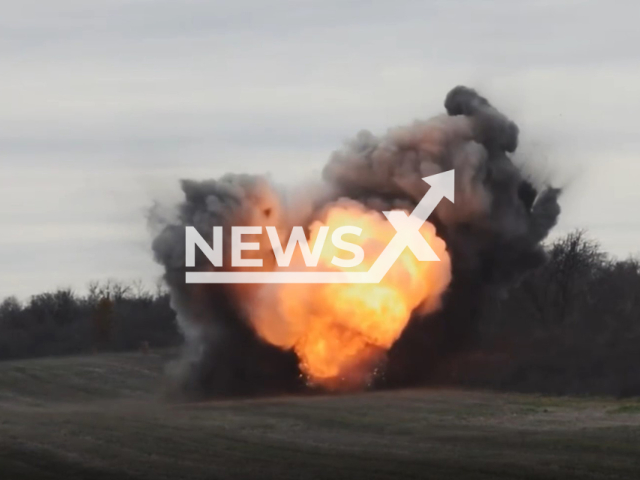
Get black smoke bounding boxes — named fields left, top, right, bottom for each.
left=151, top=86, right=561, bottom=397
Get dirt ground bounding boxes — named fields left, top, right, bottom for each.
left=1, top=351, right=639, bottom=479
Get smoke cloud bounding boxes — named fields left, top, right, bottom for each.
left=151, top=86, right=561, bottom=397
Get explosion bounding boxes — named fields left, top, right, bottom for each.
left=151, top=86, right=561, bottom=397
left=246, top=202, right=451, bottom=389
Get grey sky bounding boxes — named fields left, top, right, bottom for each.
left=1, top=0, right=639, bottom=298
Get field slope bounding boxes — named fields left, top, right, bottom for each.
left=1, top=351, right=639, bottom=479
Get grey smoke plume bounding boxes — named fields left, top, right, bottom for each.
left=152, top=86, right=561, bottom=396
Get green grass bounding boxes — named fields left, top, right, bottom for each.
left=609, top=403, right=640, bottom=415
left=1, top=351, right=639, bottom=479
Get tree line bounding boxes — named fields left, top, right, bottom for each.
left=0, top=280, right=180, bottom=361
left=442, top=230, right=640, bottom=396
left=1, top=230, right=639, bottom=396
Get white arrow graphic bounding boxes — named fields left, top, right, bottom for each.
left=186, top=170, right=454, bottom=284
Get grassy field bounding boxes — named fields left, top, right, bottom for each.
left=1, top=352, right=639, bottom=479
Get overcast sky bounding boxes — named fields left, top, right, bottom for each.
left=1, top=0, right=639, bottom=299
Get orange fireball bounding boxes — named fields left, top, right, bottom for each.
left=246, top=201, right=451, bottom=390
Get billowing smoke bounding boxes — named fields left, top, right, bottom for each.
left=152, top=86, right=560, bottom=397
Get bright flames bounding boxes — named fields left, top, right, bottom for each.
left=246, top=201, right=451, bottom=390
